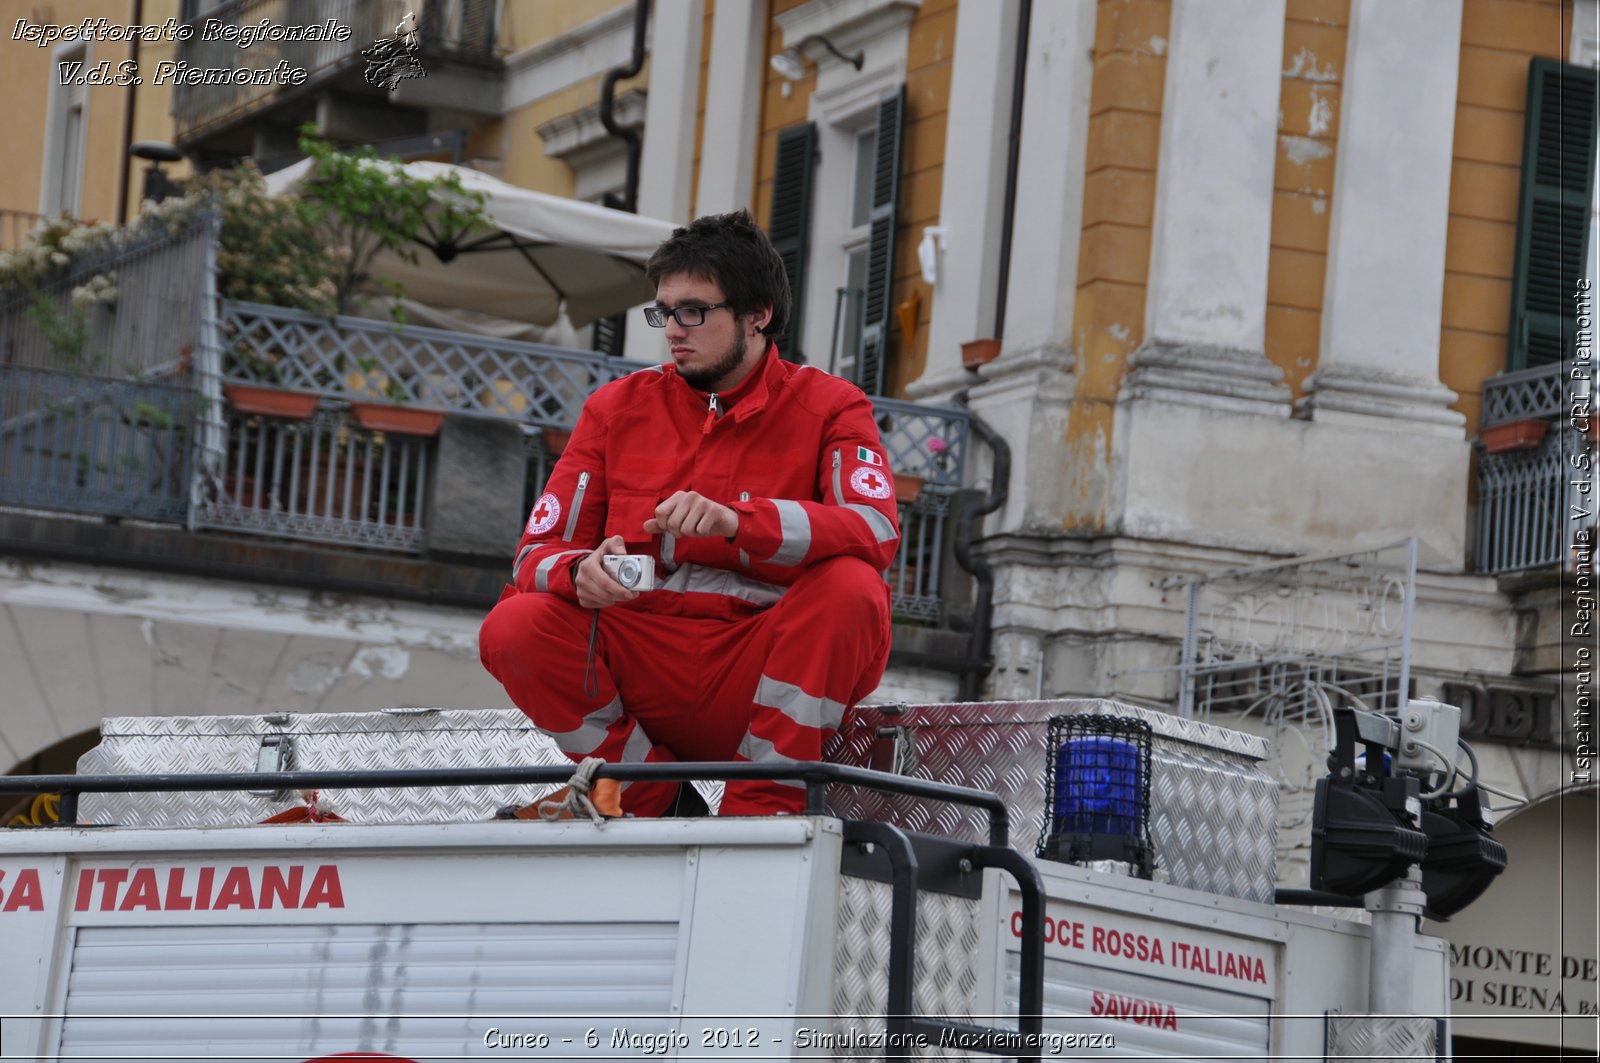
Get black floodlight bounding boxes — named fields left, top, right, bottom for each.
left=1310, top=774, right=1429, bottom=896
left=1309, top=707, right=1430, bottom=896
left=1037, top=714, right=1154, bottom=878
left=1419, top=788, right=1507, bottom=918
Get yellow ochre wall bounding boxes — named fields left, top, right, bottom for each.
left=1266, top=0, right=1348, bottom=403
left=1443, top=0, right=1572, bottom=435
left=690, top=0, right=716, bottom=219
left=495, top=1, right=650, bottom=199
left=0, top=0, right=193, bottom=236
left=1064, top=0, right=1170, bottom=530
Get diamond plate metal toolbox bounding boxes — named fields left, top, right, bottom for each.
left=78, top=708, right=589, bottom=828
left=822, top=699, right=1280, bottom=902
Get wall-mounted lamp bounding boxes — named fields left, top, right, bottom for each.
left=130, top=141, right=185, bottom=205
left=770, top=34, right=864, bottom=81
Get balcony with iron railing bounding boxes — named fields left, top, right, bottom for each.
left=173, top=0, right=502, bottom=150
left=0, top=218, right=977, bottom=628
left=1474, top=362, right=1593, bottom=575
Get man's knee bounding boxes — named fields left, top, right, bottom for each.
left=790, top=556, right=891, bottom=630
left=478, top=591, right=583, bottom=678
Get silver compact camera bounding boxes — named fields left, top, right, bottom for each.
left=601, top=554, right=656, bottom=591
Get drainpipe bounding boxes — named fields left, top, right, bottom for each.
left=991, top=0, right=1031, bottom=339
left=953, top=389, right=1012, bottom=702
left=600, top=0, right=650, bottom=214
left=116, top=0, right=143, bottom=224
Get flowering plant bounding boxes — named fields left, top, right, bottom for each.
left=924, top=435, right=953, bottom=476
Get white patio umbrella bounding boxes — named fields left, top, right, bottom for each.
left=264, top=159, right=678, bottom=327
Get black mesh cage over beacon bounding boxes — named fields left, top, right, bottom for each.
left=1037, top=714, right=1155, bottom=878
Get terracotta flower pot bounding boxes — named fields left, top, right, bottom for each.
left=223, top=385, right=319, bottom=420
left=349, top=402, right=445, bottom=437
left=893, top=472, right=925, bottom=503
left=961, top=337, right=1002, bottom=369
left=1480, top=418, right=1549, bottom=454
left=542, top=427, right=573, bottom=454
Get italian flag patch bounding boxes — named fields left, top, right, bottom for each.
left=857, top=446, right=883, bottom=466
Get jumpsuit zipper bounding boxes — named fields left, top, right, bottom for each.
left=702, top=392, right=720, bottom=434
left=564, top=471, right=590, bottom=541
left=831, top=449, right=845, bottom=504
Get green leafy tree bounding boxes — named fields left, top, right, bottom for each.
left=294, top=125, right=489, bottom=317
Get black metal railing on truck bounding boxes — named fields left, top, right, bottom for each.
left=1, top=760, right=1046, bottom=1063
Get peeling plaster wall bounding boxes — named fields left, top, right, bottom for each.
left=0, top=559, right=511, bottom=771
left=1265, top=0, right=1350, bottom=402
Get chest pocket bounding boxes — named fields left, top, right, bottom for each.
left=605, top=491, right=661, bottom=548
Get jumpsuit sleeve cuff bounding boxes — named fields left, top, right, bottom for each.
left=728, top=499, right=782, bottom=560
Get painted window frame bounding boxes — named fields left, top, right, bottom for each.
left=40, top=36, right=91, bottom=219
left=801, top=64, right=904, bottom=383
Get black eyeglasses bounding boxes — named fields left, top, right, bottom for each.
left=642, top=302, right=733, bottom=328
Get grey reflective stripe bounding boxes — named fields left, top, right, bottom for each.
left=620, top=722, right=653, bottom=764
left=656, top=562, right=787, bottom=608
left=768, top=498, right=812, bottom=566
left=661, top=531, right=677, bottom=569
left=543, top=695, right=623, bottom=756
left=843, top=503, right=898, bottom=543
left=615, top=719, right=656, bottom=791
left=735, top=732, right=805, bottom=788
left=563, top=471, right=590, bottom=541
left=512, top=544, right=537, bottom=581
left=754, top=674, right=847, bottom=731
left=533, top=549, right=589, bottom=592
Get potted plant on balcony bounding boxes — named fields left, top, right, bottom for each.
left=1480, top=418, right=1549, bottom=454
left=283, top=127, right=488, bottom=437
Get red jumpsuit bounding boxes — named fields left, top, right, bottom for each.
left=478, top=344, right=900, bottom=815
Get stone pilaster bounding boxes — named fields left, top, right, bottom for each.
left=1121, top=0, right=1291, bottom=415
left=1298, top=0, right=1466, bottom=435
left=908, top=0, right=1024, bottom=401
left=967, top=1, right=1095, bottom=533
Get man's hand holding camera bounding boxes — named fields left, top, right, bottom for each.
left=575, top=535, right=639, bottom=609
left=576, top=492, right=739, bottom=608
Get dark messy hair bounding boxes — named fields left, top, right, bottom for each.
left=645, top=209, right=791, bottom=339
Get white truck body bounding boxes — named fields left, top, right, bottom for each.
left=1, top=818, right=1447, bottom=1060
left=0, top=703, right=1451, bottom=1060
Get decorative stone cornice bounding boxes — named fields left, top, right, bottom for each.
left=503, top=5, right=650, bottom=113
left=1297, top=363, right=1466, bottom=435
left=1119, top=341, right=1292, bottom=417
left=775, top=0, right=921, bottom=57
left=536, top=89, right=647, bottom=161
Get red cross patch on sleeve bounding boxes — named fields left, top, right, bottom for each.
left=527, top=492, right=562, bottom=534
left=849, top=466, right=893, bottom=500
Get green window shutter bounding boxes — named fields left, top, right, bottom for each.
left=768, top=122, right=817, bottom=364
left=857, top=86, right=906, bottom=396
left=1508, top=58, right=1598, bottom=370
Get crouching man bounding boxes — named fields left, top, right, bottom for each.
left=479, top=210, right=899, bottom=816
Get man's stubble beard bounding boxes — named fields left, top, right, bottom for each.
left=679, top=329, right=749, bottom=392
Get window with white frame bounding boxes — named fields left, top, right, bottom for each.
left=788, top=73, right=904, bottom=392
left=766, top=0, right=915, bottom=387
left=43, top=40, right=89, bottom=218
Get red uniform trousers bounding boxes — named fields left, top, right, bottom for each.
left=479, top=555, right=891, bottom=816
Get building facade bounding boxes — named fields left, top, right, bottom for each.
left=1, top=0, right=1595, bottom=1051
